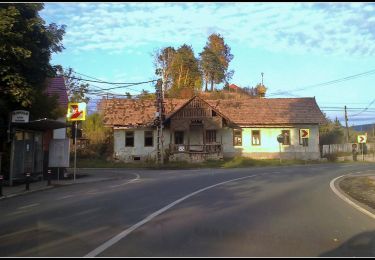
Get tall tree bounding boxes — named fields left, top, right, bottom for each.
left=0, top=3, right=66, bottom=122
left=153, top=47, right=176, bottom=93
left=319, top=115, right=345, bottom=145
left=200, top=46, right=222, bottom=92
left=169, top=44, right=202, bottom=97
left=200, top=33, right=234, bottom=91
left=154, top=45, right=202, bottom=98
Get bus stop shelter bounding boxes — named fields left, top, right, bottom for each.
left=8, top=118, right=67, bottom=186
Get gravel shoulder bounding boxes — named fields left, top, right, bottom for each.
left=339, top=175, right=375, bottom=212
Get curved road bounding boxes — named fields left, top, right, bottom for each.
left=0, top=163, right=374, bottom=257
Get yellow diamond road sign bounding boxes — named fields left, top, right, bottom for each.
left=357, top=135, right=367, bottom=144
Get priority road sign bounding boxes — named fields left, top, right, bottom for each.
left=357, top=135, right=367, bottom=144
left=300, top=129, right=309, bottom=139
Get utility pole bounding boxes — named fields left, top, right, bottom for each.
left=155, top=74, right=165, bottom=165
left=160, top=70, right=165, bottom=165
left=155, top=81, right=161, bottom=165
left=344, top=105, right=349, bottom=143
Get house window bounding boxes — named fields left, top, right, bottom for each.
left=206, top=130, right=216, bottom=143
left=125, top=131, right=134, bottom=147
left=281, top=130, right=290, bottom=145
left=233, top=129, right=242, bottom=146
left=301, top=138, right=309, bottom=147
left=252, top=130, right=261, bottom=145
left=174, top=131, right=184, bottom=144
left=144, top=131, right=153, bottom=147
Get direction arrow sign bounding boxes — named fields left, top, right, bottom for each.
left=300, top=129, right=309, bottom=139
left=357, top=135, right=367, bottom=143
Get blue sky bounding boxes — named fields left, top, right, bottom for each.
left=40, top=2, right=375, bottom=126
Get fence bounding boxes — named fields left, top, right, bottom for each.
left=322, top=143, right=374, bottom=156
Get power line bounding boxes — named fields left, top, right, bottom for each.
left=349, top=99, right=375, bottom=117
left=87, top=80, right=157, bottom=92
left=268, top=69, right=375, bottom=97
left=64, top=75, right=157, bottom=86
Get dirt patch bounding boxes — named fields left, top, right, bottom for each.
left=339, top=176, right=375, bottom=210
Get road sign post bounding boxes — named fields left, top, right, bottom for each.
left=67, top=102, right=86, bottom=182
left=25, top=172, right=30, bottom=191
left=357, top=135, right=367, bottom=161
left=74, top=121, right=77, bottom=181
left=47, top=169, right=51, bottom=186
left=277, top=134, right=284, bottom=164
left=300, top=129, right=310, bottom=163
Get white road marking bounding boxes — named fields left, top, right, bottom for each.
left=355, top=171, right=362, bottom=174
left=330, top=175, right=375, bottom=220
left=6, top=210, right=29, bottom=217
left=85, top=174, right=259, bottom=257
left=109, top=173, right=140, bottom=188
left=18, top=203, right=40, bottom=210
left=57, top=195, right=75, bottom=200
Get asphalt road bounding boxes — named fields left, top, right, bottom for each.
left=0, top=163, right=374, bottom=257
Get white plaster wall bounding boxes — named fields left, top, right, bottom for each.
left=220, top=125, right=320, bottom=159
left=113, top=125, right=321, bottom=162
left=113, top=128, right=157, bottom=162
left=114, top=127, right=173, bottom=162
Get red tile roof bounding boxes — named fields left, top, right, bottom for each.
left=206, top=97, right=326, bottom=126
left=229, top=84, right=241, bottom=90
left=100, top=98, right=189, bottom=127
left=45, top=77, right=68, bottom=110
left=101, top=96, right=326, bottom=127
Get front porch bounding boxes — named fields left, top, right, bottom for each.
left=164, top=96, right=230, bottom=162
left=169, top=144, right=222, bottom=154
left=168, top=144, right=223, bottom=163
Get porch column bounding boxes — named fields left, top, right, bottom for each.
left=170, top=128, right=173, bottom=152
left=202, top=125, right=206, bottom=152
left=187, top=127, right=190, bottom=151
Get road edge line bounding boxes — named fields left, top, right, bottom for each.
left=330, top=175, right=375, bottom=220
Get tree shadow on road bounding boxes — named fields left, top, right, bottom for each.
left=320, top=230, right=375, bottom=257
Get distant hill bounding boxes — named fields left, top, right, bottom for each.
left=351, top=123, right=375, bottom=132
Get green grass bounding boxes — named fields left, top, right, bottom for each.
left=74, top=156, right=327, bottom=169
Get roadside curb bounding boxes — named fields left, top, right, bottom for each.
left=0, top=185, right=54, bottom=201
left=330, top=174, right=375, bottom=220
left=0, top=178, right=114, bottom=200
left=0, top=172, right=140, bottom=201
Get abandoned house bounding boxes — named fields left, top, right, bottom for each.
left=100, top=95, right=326, bottom=163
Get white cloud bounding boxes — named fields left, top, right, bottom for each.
left=41, top=2, right=375, bottom=57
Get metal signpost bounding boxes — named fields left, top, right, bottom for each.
left=277, top=134, right=284, bottom=164
left=300, top=129, right=310, bottom=163
left=66, top=102, right=86, bottom=181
